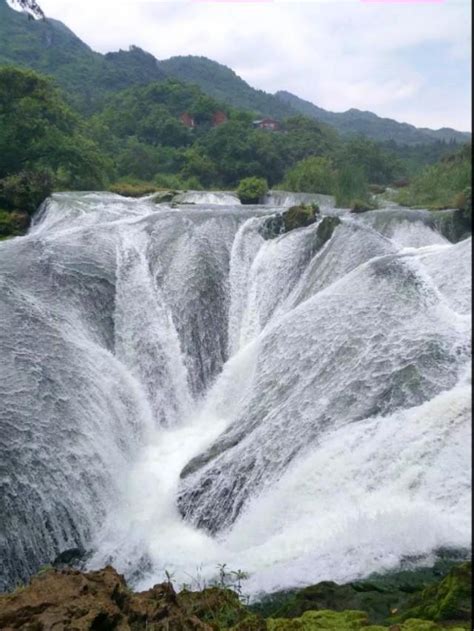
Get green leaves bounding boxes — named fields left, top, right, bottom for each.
left=237, top=176, right=269, bottom=204
left=283, top=156, right=335, bottom=194
left=0, top=66, right=109, bottom=204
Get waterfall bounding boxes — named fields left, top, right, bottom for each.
left=0, top=193, right=471, bottom=594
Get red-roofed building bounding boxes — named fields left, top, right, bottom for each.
left=212, top=111, right=228, bottom=127
left=180, top=112, right=195, bottom=128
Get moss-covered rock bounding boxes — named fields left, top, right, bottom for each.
left=152, top=189, right=179, bottom=204
left=283, top=203, right=320, bottom=231
left=261, top=204, right=321, bottom=239
left=109, top=181, right=162, bottom=197
left=251, top=559, right=471, bottom=627
left=0, top=170, right=53, bottom=215
left=350, top=199, right=377, bottom=213
left=392, top=562, right=471, bottom=624
left=267, top=609, right=370, bottom=630
left=267, top=611, right=468, bottom=631
left=0, top=562, right=470, bottom=630
left=0, top=208, right=30, bottom=239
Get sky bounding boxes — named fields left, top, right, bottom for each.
left=29, top=0, right=472, bottom=130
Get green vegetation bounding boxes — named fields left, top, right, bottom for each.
left=280, top=137, right=405, bottom=206
left=108, top=180, right=163, bottom=197
left=334, top=165, right=370, bottom=207
left=0, top=0, right=167, bottom=113
left=0, top=208, right=29, bottom=239
left=1, top=561, right=470, bottom=630
left=250, top=562, right=472, bottom=630
left=0, top=0, right=471, bottom=242
left=282, top=203, right=319, bottom=231
left=237, top=177, right=269, bottom=204
left=0, top=0, right=470, bottom=163
left=159, top=55, right=296, bottom=120
left=396, top=144, right=472, bottom=211
left=276, top=89, right=471, bottom=147
left=0, top=65, right=110, bottom=236
left=1, top=61, right=471, bottom=244
left=392, top=562, right=472, bottom=624
left=282, top=157, right=335, bottom=194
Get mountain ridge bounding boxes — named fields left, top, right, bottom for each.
left=275, top=90, right=471, bottom=145
left=0, top=0, right=470, bottom=146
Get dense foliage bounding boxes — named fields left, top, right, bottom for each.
left=1, top=0, right=470, bottom=153
left=0, top=0, right=167, bottom=113
left=282, top=157, right=335, bottom=195
left=237, top=176, right=269, bottom=204
left=396, top=143, right=472, bottom=211
left=2, top=61, right=471, bottom=229
left=0, top=66, right=109, bottom=230
left=159, top=56, right=296, bottom=120
left=281, top=137, right=404, bottom=205
left=89, top=82, right=342, bottom=188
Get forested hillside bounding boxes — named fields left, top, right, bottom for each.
left=0, top=0, right=471, bottom=240
left=1, top=0, right=470, bottom=147
left=159, top=56, right=296, bottom=120
left=0, top=0, right=167, bottom=112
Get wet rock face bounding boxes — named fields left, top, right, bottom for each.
left=431, top=209, right=471, bottom=243
left=52, top=547, right=85, bottom=568
left=0, top=566, right=212, bottom=630
left=153, top=190, right=179, bottom=204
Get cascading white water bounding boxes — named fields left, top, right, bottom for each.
left=0, top=192, right=471, bottom=595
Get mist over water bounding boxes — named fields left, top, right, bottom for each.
left=0, top=191, right=471, bottom=594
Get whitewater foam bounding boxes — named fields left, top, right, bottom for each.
left=0, top=193, right=471, bottom=594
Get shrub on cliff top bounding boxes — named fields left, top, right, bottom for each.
left=237, top=176, right=269, bottom=204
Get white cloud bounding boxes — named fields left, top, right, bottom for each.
left=36, top=0, right=472, bottom=130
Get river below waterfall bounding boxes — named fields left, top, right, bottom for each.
left=0, top=191, right=471, bottom=595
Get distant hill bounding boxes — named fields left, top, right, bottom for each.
left=0, top=0, right=470, bottom=146
left=275, top=90, right=471, bottom=146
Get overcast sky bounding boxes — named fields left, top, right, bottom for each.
left=32, top=0, right=472, bottom=131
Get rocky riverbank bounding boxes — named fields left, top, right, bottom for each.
left=0, top=561, right=471, bottom=630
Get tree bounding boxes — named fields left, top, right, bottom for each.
left=0, top=67, right=109, bottom=199
left=181, top=149, right=217, bottom=187
left=335, top=136, right=403, bottom=185
left=282, top=156, right=335, bottom=194
left=334, top=165, right=369, bottom=207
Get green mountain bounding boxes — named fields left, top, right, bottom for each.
left=158, top=56, right=295, bottom=120
left=0, top=0, right=470, bottom=146
left=275, top=90, right=471, bottom=146
left=0, top=0, right=167, bottom=112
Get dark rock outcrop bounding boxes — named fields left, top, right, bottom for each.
left=52, top=547, right=85, bottom=568
left=261, top=204, right=320, bottom=239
